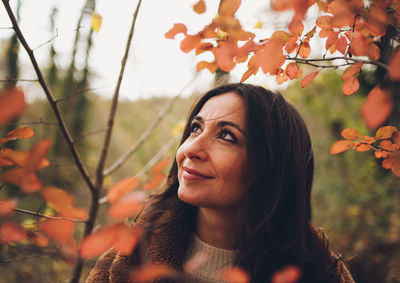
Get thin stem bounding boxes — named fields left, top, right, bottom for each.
left=286, top=55, right=389, bottom=69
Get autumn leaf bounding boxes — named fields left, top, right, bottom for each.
left=31, top=232, right=49, bottom=247
left=341, top=128, right=360, bottom=140
left=349, top=31, right=369, bottom=56
left=356, top=143, right=372, bottom=152
left=107, top=177, right=140, bottom=204
left=393, top=131, right=400, bottom=145
left=316, top=15, right=333, bottom=29
left=165, top=23, right=188, bottom=39
left=1, top=168, right=42, bottom=192
left=375, top=126, right=398, bottom=140
left=361, top=87, right=393, bottom=130
left=151, top=157, right=170, bottom=175
left=330, top=140, right=354, bottom=154
left=285, top=36, right=298, bottom=54
left=342, top=77, right=359, bottom=96
left=39, top=219, right=75, bottom=243
left=388, top=51, right=400, bottom=81
left=341, top=63, right=362, bottom=81
left=285, top=62, right=300, bottom=80
left=218, top=267, right=250, bottom=283
left=180, top=35, right=202, bottom=53
left=0, top=149, right=50, bottom=169
left=0, top=127, right=34, bottom=146
left=42, top=187, right=88, bottom=220
left=193, top=0, right=206, bottom=14
left=196, top=61, right=218, bottom=73
left=0, top=88, right=25, bottom=125
left=271, top=265, right=301, bottom=283
left=24, top=139, right=52, bottom=176
left=0, top=222, right=27, bottom=244
left=218, top=0, right=241, bottom=17
left=215, top=41, right=237, bottom=72
left=336, top=35, right=347, bottom=54
left=298, top=38, right=311, bottom=58
left=240, top=66, right=258, bottom=82
left=288, top=19, right=303, bottom=36
left=143, top=173, right=166, bottom=191
left=367, top=6, right=388, bottom=36
left=107, top=191, right=147, bottom=220
left=130, top=264, right=174, bottom=282
left=91, top=12, right=102, bottom=32
left=80, top=223, right=142, bottom=258
left=0, top=198, right=18, bottom=217
left=301, top=71, right=319, bottom=88
left=325, top=31, right=339, bottom=51
left=255, top=40, right=286, bottom=75
left=368, top=43, right=380, bottom=60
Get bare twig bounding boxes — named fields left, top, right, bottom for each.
left=74, top=128, right=106, bottom=143
left=103, top=74, right=197, bottom=176
left=0, top=78, right=38, bottom=82
left=32, top=28, right=59, bottom=51
left=54, top=86, right=108, bottom=104
left=286, top=55, right=389, bottom=69
left=11, top=120, right=58, bottom=126
left=2, top=0, right=95, bottom=194
left=0, top=182, right=5, bottom=191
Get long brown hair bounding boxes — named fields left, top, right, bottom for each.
left=143, top=83, right=339, bottom=282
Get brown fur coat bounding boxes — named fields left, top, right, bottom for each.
left=86, top=222, right=354, bottom=283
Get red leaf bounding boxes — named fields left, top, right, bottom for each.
left=325, top=31, right=339, bottom=51
left=288, top=19, right=304, bottom=35
left=240, top=66, right=258, bottom=82
left=0, top=88, right=26, bottom=125
left=285, top=62, right=300, bottom=80
left=107, top=191, right=147, bottom=220
left=388, top=51, right=400, bottom=81
left=215, top=41, right=238, bottom=72
left=107, top=177, right=140, bottom=204
left=193, top=0, right=206, bottom=14
left=0, top=148, right=50, bottom=169
left=316, top=15, right=333, bottom=29
left=367, top=6, right=388, bottom=36
left=336, top=35, right=348, bottom=55
left=271, top=265, right=301, bottom=283
left=330, top=140, right=354, bottom=154
left=255, top=40, right=286, bottom=75
left=130, top=264, right=174, bottom=282
left=375, top=126, right=398, bottom=140
left=368, top=43, right=380, bottom=60
left=25, top=139, right=52, bottom=175
left=298, top=38, right=311, bottom=58
left=165, top=23, right=187, bottom=39
left=80, top=223, right=142, bottom=258
left=40, top=219, right=75, bottom=243
left=341, top=128, right=360, bottom=140
left=218, top=267, right=250, bottom=283
left=341, top=63, right=363, bottom=81
left=0, top=127, right=34, bottom=146
left=180, top=35, right=202, bottom=53
left=0, top=222, right=27, bottom=244
left=1, top=168, right=42, bottom=192
left=349, top=31, right=369, bottom=56
left=285, top=36, right=298, bottom=54
left=42, top=187, right=88, bottom=220
left=218, top=0, right=241, bottom=17
left=301, top=71, right=319, bottom=88
left=342, top=77, right=359, bottom=96
left=0, top=198, right=18, bottom=217
left=361, top=87, right=393, bottom=130
left=31, top=232, right=49, bottom=247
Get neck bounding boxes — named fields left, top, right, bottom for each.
left=196, top=207, right=241, bottom=250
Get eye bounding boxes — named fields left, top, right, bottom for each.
left=219, top=129, right=237, bottom=143
left=190, top=121, right=202, bottom=134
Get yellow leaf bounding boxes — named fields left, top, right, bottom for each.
left=254, top=20, right=263, bottom=29
left=91, top=12, right=102, bottom=32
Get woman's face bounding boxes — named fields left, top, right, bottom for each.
left=176, top=92, right=250, bottom=210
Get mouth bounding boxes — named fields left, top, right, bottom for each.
left=183, top=166, right=214, bottom=180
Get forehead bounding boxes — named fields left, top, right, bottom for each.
left=197, top=92, right=246, bottom=126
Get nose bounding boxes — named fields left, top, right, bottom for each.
left=182, top=134, right=208, bottom=161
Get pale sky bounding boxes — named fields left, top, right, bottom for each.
left=0, top=0, right=319, bottom=100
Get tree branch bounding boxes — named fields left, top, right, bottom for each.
left=103, top=74, right=197, bottom=176
left=286, top=55, right=389, bottom=69
left=2, top=0, right=95, bottom=194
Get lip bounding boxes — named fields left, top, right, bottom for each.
left=183, top=166, right=214, bottom=180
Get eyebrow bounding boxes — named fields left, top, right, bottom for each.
left=192, top=116, right=245, bottom=135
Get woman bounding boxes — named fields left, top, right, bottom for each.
left=87, top=83, right=354, bottom=282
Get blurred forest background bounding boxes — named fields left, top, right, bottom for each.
left=1, top=0, right=400, bottom=282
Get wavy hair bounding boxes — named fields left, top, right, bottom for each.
left=142, top=83, right=338, bottom=282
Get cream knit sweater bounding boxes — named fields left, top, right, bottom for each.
left=184, top=234, right=237, bottom=283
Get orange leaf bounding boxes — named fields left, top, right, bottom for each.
left=316, top=15, right=333, bottom=29
left=31, top=232, right=49, bottom=247
left=393, top=131, right=400, bottom=145
left=288, top=19, right=304, bottom=36
left=285, top=36, right=298, bottom=54
left=361, top=87, right=393, bottom=130
left=375, top=150, right=389, bottom=159
left=356, top=144, right=372, bottom=152
left=276, top=69, right=289, bottom=85
left=0, top=156, right=14, bottom=166
left=382, top=158, right=393, bottom=169
left=325, top=31, right=339, bottom=51
left=40, top=219, right=75, bottom=243
left=215, top=41, right=238, bottom=72
left=130, top=264, right=173, bottom=282
left=0, top=222, right=27, bottom=244
left=271, top=265, right=301, bottom=283
left=341, top=63, right=363, bottom=81
left=42, top=187, right=88, bottom=220
left=336, top=35, right=348, bottom=54
left=380, top=140, right=395, bottom=151
left=218, top=267, right=249, bottom=283
left=180, top=35, right=202, bottom=53
left=143, top=173, right=166, bottom=191
left=236, top=40, right=256, bottom=58
left=342, top=77, right=359, bottom=96
left=368, top=43, right=380, bottom=60
left=107, top=191, right=147, bottom=220
left=193, top=0, right=206, bottom=14
left=285, top=62, right=300, bottom=80
left=165, top=23, right=187, bottom=39
left=0, top=127, right=34, bottom=146
left=1, top=168, right=42, bottom=192
left=388, top=51, right=400, bottom=81
left=218, top=0, right=241, bottom=17
left=80, top=223, right=142, bottom=258
left=330, top=140, right=354, bottom=154
left=349, top=31, right=369, bottom=56
left=0, top=198, right=18, bottom=217
left=255, top=40, right=286, bottom=75
left=375, top=126, right=398, bottom=140
left=0, top=149, right=50, bottom=169
left=298, top=38, right=311, bottom=58
left=0, top=88, right=25, bottom=125
left=341, top=128, right=360, bottom=140
left=107, top=177, right=140, bottom=204
left=196, top=61, right=218, bottom=73
left=367, top=6, right=388, bottom=36
left=392, top=158, right=400, bottom=177
left=319, top=28, right=333, bottom=38
left=24, top=139, right=52, bottom=175
left=240, top=66, right=258, bottom=82
left=301, top=71, right=319, bottom=88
